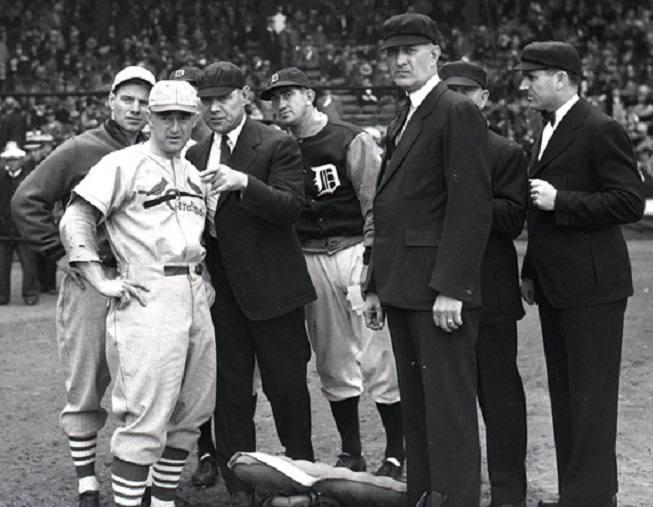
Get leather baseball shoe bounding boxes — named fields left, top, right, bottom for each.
left=335, top=453, right=366, bottom=472
left=192, top=455, right=219, bottom=487
left=79, top=490, right=100, bottom=507
left=374, top=459, right=403, bottom=480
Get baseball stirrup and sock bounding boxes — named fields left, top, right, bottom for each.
left=151, top=447, right=189, bottom=505
left=329, top=396, right=362, bottom=457
left=376, top=401, right=405, bottom=463
left=69, top=434, right=100, bottom=494
left=112, top=457, right=149, bottom=506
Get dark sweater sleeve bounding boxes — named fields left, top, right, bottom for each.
left=11, top=138, right=78, bottom=261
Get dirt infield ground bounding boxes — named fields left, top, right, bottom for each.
left=1, top=239, right=652, bottom=507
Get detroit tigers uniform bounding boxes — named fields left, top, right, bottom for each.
left=298, top=121, right=400, bottom=404
left=61, top=141, right=216, bottom=467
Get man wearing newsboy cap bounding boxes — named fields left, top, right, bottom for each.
left=516, top=41, right=645, bottom=507
left=441, top=60, right=529, bottom=507
left=363, top=13, right=493, bottom=507
left=186, top=62, right=316, bottom=507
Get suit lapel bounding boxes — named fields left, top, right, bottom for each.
left=193, top=135, right=213, bottom=171
left=378, top=83, right=447, bottom=193
left=217, top=116, right=260, bottom=209
left=532, top=99, right=588, bottom=176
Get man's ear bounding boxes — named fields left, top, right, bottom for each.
left=480, top=89, right=490, bottom=109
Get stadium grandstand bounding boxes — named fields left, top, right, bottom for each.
left=1, top=0, right=653, bottom=205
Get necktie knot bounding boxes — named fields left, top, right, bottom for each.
left=541, top=111, right=555, bottom=128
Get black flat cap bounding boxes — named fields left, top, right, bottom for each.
left=260, top=67, right=311, bottom=101
left=514, top=41, right=583, bottom=78
left=440, top=61, right=487, bottom=88
left=381, top=13, right=439, bottom=50
left=197, top=62, right=245, bottom=98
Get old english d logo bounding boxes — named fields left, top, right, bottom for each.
left=311, top=163, right=341, bottom=196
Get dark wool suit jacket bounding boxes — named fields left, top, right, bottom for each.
left=369, top=83, right=493, bottom=310
left=480, top=131, right=528, bottom=326
left=522, top=98, right=645, bottom=308
left=186, top=117, right=316, bottom=321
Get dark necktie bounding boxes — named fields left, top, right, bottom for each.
left=387, top=101, right=410, bottom=158
left=541, top=111, right=555, bottom=128
left=220, top=134, right=231, bottom=165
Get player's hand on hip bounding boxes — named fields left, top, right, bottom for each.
left=529, top=178, right=557, bottom=210
left=98, top=279, right=150, bottom=309
left=520, top=278, right=536, bottom=305
left=364, top=292, right=385, bottom=330
left=56, top=257, right=85, bottom=289
left=432, top=294, right=463, bottom=333
left=201, top=164, right=248, bottom=194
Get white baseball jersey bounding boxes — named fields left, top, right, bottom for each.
left=71, top=141, right=207, bottom=268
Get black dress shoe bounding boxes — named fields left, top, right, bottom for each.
left=79, top=490, right=100, bottom=507
left=537, top=501, right=558, bottom=507
left=191, top=456, right=219, bottom=487
left=24, top=296, right=39, bottom=305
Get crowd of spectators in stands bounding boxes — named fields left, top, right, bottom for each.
left=1, top=0, right=653, bottom=182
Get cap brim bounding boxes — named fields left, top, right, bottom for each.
left=260, top=81, right=308, bottom=101
left=514, top=61, right=549, bottom=71
left=381, top=34, right=433, bottom=50
left=197, top=86, right=239, bottom=98
left=443, top=76, right=484, bottom=87
left=111, top=78, right=155, bottom=93
left=150, top=105, right=198, bottom=114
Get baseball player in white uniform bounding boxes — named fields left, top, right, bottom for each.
left=11, top=65, right=155, bottom=507
left=60, top=80, right=216, bottom=507
left=261, top=68, right=404, bottom=479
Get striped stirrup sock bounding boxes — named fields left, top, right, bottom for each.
left=111, top=457, right=149, bottom=507
left=69, top=434, right=97, bottom=479
left=151, top=447, right=189, bottom=502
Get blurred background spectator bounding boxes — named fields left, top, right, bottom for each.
left=0, top=0, right=652, bottom=185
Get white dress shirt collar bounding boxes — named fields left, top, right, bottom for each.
left=407, top=73, right=441, bottom=110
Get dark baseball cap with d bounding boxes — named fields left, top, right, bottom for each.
left=197, top=62, right=245, bottom=98
left=260, top=67, right=310, bottom=101
left=169, top=66, right=202, bottom=85
left=440, top=61, right=487, bottom=88
left=514, top=41, right=583, bottom=78
left=380, top=13, right=439, bottom=50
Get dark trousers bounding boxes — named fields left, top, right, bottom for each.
left=0, top=240, right=39, bottom=303
left=386, top=306, right=481, bottom=507
left=538, top=295, right=626, bottom=507
left=477, top=321, right=527, bottom=504
left=210, top=262, right=314, bottom=493
left=36, top=252, right=57, bottom=292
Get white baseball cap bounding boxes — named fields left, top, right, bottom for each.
left=148, top=80, right=198, bottom=114
left=111, top=66, right=156, bottom=93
